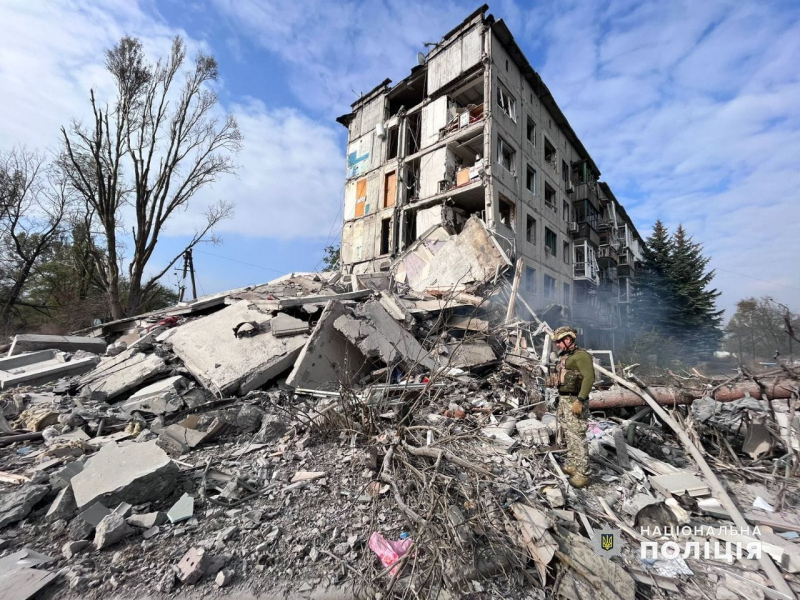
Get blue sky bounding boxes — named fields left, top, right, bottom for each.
left=1, top=0, right=798, bottom=316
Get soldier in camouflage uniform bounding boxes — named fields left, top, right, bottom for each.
left=552, top=326, right=595, bottom=488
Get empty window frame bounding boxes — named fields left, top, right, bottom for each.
left=544, top=274, right=556, bottom=299
left=561, top=159, right=569, bottom=183
left=526, top=117, right=536, bottom=147
left=526, top=164, right=537, bottom=194
left=563, top=282, right=571, bottom=304
left=497, top=137, right=516, bottom=174
left=545, top=227, right=557, bottom=256
left=544, top=183, right=556, bottom=211
left=496, top=82, right=516, bottom=122
left=380, top=218, right=391, bottom=255
left=544, top=137, right=557, bottom=167
left=563, top=241, right=570, bottom=263
left=499, top=195, right=515, bottom=230
left=562, top=200, right=569, bottom=222
left=387, top=126, right=399, bottom=160
left=526, top=215, right=536, bottom=245
left=525, top=266, right=536, bottom=294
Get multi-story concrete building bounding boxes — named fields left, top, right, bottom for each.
left=335, top=5, right=644, bottom=341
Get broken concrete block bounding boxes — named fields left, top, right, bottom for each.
left=62, top=540, right=90, bottom=559
left=236, top=404, right=265, bottom=432
left=286, top=300, right=371, bottom=390
left=169, top=301, right=307, bottom=395
left=94, top=512, right=134, bottom=550
left=119, top=375, right=186, bottom=415
left=70, top=440, right=178, bottom=509
left=442, top=340, right=497, bottom=369
left=157, top=424, right=207, bottom=456
left=0, top=351, right=100, bottom=390
left=215, top=569, right=233, bottom=587
left=176, top=546, right=210, bottom=584
left=143, top=526, right=160, bottom=539
left=167, top=493, right=194, bottom=524
left=67, top=516, right=94, bottom=541
left=8, top=334, right=107, bottom=357
left=82, top=353, right=168, bottom=400
left=252, top=414, right=288, bottom=444
left=127, top=511, right=166, bottom=529
left=333, top=300, right=436, bottom=371
left=78, top=502, right=111, bottom=527
left=270, top=313, right=310, bottom=337
left=0, top=484, right=49, bottom=529
left=45, top=486, right=77, bottom=522
left=650, top=472, right=711, bottom=497
left=742, top=423, right=773, bottom=459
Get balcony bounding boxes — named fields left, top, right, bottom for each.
left=597, top=244, right=619, bottom=264
left=570, top=221, right=600, bottom=247
left=572, top=182, right=602, bottom=212
left=573, top=241, right=599, bottom=286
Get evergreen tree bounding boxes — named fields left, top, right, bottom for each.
left=669, top=225, right=723, bottom=360
left=631, top=219, right=674, bottom=334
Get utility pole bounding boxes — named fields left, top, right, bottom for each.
left=177, top=250, right=198, bottom=302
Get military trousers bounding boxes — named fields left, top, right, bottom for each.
left=557, top=394, right=590, bottom=476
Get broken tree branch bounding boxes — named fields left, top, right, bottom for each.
left=593, top=363, right=796, bottom=600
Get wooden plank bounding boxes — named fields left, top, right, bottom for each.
left=511, top=502, right=557, bottom=584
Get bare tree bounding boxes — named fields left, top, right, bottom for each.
left=0, top=148, right=69, bottom=327
left=60, top=36, right=241, bottom=319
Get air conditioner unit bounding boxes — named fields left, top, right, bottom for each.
left=568, top=222, right=579, bottom=233
left=565, top=180, right=574, bottom=192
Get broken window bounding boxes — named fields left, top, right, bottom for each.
left=563, top=200, right=569, bottom=222
left=562, top=160, right=569, bottom=183
left=403, top=210, right=417, bottom=246
left=499, top=195, right=515, bottom=230
left=544, top=137, right=556, bottom=168
left=544, top=183, right=556, bottom=211
left=384, top=171, right=397, bottom=208
left=526, top=117, right=536, bottom=147
left=525, top=266, right=536, bottom=294
left=563, top=241, right=569, bottom=263
left=387, top=126, right=399, bottom=160
left=545, top=227, right=557, bottom=257
left=496, top=82, right=516, bottom=122
left=526, top=215, right=536, bottom=244
left=526, top=164, right=536, bottom=194
left=497, top=137, right=516, bottom=175
left=544, top=274, right=556, bottom=300
left=380, top=218, right=391, bottom=255
left=563, top=282, right=571, bottom=304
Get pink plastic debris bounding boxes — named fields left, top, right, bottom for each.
left=369, top=531, right=413, bottom=575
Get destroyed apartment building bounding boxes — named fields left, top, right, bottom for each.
left=336, top=5, right=645, bottom=347
left=1, top=6, right=800, bottom=600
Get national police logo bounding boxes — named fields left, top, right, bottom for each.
left=591, top=528, right=622, bottom=558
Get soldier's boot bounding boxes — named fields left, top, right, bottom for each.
left=562, top=465, right=577, bottom=476
left=569, top=472, right=590, bottom=488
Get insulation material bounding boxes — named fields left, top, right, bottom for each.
left=427, top=24, right=482, bottom=95
left=421, top=96, right=449, bottom=148
left=347, top=132, right=373, bottom=179
left=344, top=179, right=358, bottom=220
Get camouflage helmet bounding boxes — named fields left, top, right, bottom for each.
left=552, top=326, right=578, bottom=342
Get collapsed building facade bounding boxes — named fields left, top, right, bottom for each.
left=336, top=6, right=645, bottom=346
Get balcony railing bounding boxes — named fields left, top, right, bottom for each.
left=573, top=241, right=599, bottom=285
left=598, top=245, right=619, bottom=264
left=573, top=182, right=601, bottom=211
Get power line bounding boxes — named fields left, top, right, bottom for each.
left=194, top=249, right=286, bottom=275
left=713, top=266, right=800, bottom=292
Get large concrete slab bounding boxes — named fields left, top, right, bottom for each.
left=169, top=300, right=307, bottom=395
left=70, top=440, right=178, bottom=509
left=8, top=334, right=107, bottom=357
left=119, top=375, right=186, bottom=415
left=392, top=216, right=510, bottom=293
left=0, top=351, right=100, bottom=390
left=82, top=352, right=168, bottom=400
left=333, top=300, right=436, bottom=371
left=286, top=301, right=371, bottom=391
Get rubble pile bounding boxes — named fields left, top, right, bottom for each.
left=1, top=221, right=799, bottom=599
